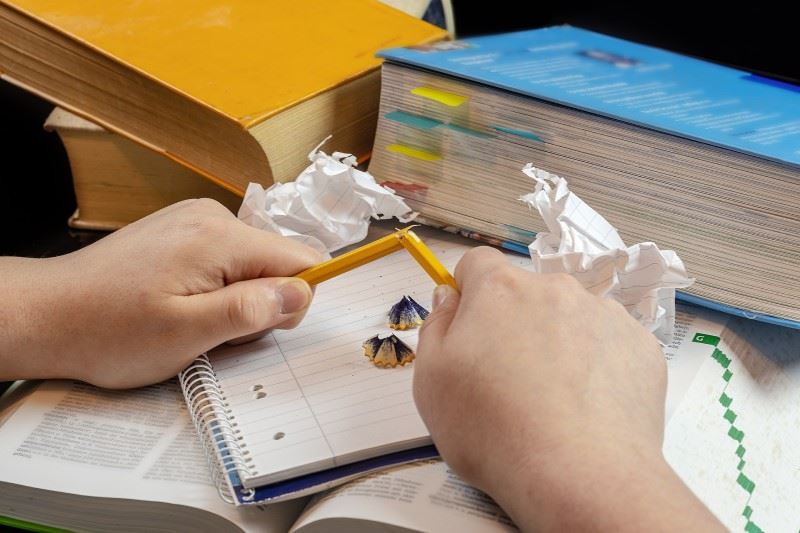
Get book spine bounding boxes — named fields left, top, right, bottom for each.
left=178, top=354, right=255, bottom=505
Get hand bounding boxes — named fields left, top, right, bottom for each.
left=414, top=247, right=722, bottom=531
left=1, top=199, right=322, bottom=388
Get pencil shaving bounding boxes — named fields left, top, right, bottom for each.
left=388, top=295, right=430, bottom=330
left=362, top=334, right=415, bottom=368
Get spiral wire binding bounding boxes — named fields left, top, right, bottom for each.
left=179, top=354, right=256, bottom=504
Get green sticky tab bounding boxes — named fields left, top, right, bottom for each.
left=737, top=472, right=755, bottom=493
left=743, top=506, right=753, bottom=519
left=692, top=333, right=720, bottom=345
left=736, top=445, right=746, bottom=458
left=385, top=110, right=443, bottom=130
left=720, top=392, right=733, bottom=407
left=724, top=409, right=738, bottom=423
left=738, top=459, right=746, bottom=471
left=728, top=426, right=745, bottom=442
left=491, top=125, right=544, bottom=142
left=723, top=369, right=733, bottom=382
left=744, top=521, right=763, bottom=533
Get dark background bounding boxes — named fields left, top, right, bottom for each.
left=2, top=1, right=796, bottom=257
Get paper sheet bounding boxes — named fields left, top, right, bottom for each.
left=238, top=138, right=415, bottom=254
left=520, top=165, right=693, bottom=344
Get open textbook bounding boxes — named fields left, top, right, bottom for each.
left=0, top=301, right=723, bottom=532
left=0, top=380, right=513, bottom=533
left=664, top=316, right=800, bottom=531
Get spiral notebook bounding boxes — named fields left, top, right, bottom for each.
left=180, top=231, right=528, bottom=505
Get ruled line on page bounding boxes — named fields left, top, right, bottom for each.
left=207, top=235, right=510, bottom=482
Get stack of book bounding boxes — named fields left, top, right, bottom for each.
left=1, top=0, right=447, bottom=225
left=368, top=26, right=800, bottom=328
left=45, top=108, right=240, bottom=230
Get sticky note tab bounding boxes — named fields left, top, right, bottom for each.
left=386, top=144, right=441, bottom=161
left=444, top=123, right=495, bottom=138
left=385, top=110, right=443, bottom=130
left=503, top=224, right=538, bottom=239
left=492, top=125, right=544, bottom=142
left=411, top=86, right=468, bottom=107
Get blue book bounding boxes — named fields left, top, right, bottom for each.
left=371, top=26, right=800, bottom=330
left=379, top=26, right=800, bottom=166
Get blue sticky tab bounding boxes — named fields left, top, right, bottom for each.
left=385, top=110, right=442, bottom=129
left=444, top=123, right=496, bottom=138
left=492, top=125, right=544, bottom=142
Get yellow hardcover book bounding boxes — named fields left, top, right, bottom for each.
left=0, top=0, right=447, bottom=193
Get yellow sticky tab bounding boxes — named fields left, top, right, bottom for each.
left=386, top=144, right=441, bottom=161
left=410, top=86, right=468, bottom=107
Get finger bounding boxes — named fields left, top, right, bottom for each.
left=453, top=246, right=509, bottom=290
left=226, top=329, right=270, bottom=346
left=418, top=285, right=461, bottom=354
left=181, top=277, right=313, bottom=344
left=221, top=220, right=325, bottom=281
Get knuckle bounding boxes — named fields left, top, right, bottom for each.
left=468, top=245, right=503, bottom=261
left=460, top=246, right=501, bottom=270
left=481, top=264, right=523, bottom=293
left=298, top=245, right=326, bottom=268
left=227, top=291, right=269, bottom=333
left=187, top=197, right=228, bottom=214
left=456, top=246, right=502, bottom=279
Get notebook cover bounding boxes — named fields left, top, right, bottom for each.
left=234, top=445, right=439, bottom=504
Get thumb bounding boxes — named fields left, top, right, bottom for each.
left=419, top=285, right=461, bottom=344
left=184, top=277, right=313, bottom=345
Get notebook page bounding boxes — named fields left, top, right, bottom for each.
left=210, top=232, right=526, bottom=488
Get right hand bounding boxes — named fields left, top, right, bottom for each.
left=1, top=199, right=323, bottom=389
left=413, top=246, right=723, bottom=531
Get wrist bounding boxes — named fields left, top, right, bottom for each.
left=0, top=256, right=76, bottom=381
left=488, top=438, right=721, bottom=532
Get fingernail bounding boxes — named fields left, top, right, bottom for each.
left=277, top=280, right=311, bottom=314
left=432, top=285, right=453, bottom=310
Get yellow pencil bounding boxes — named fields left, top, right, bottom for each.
left=295, top=227, right=458, bottom=289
